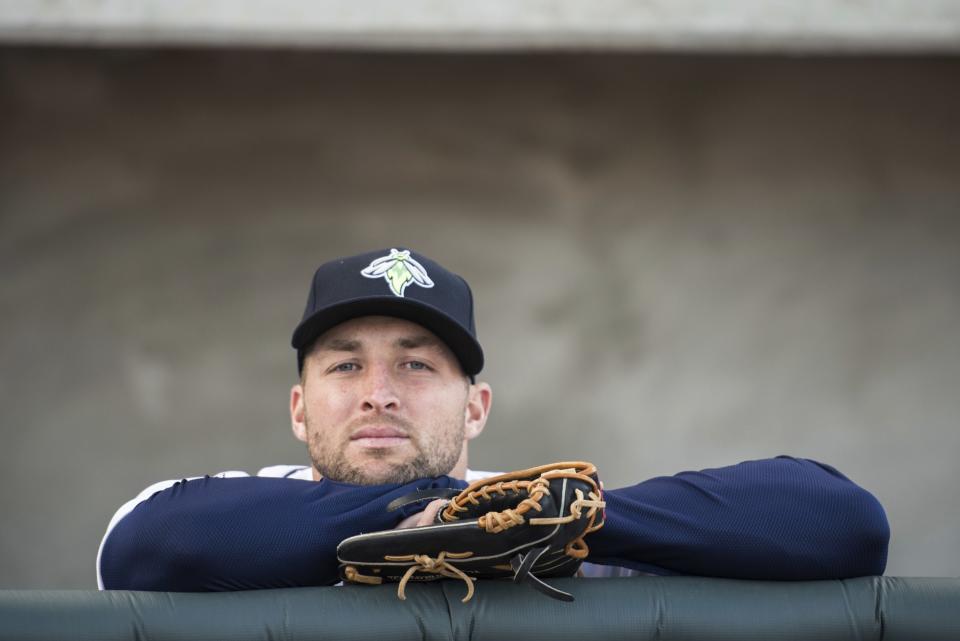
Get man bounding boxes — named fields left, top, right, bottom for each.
left=98, top=248, right=889, bottom=591
left=288, top=247, right=492, bottom=488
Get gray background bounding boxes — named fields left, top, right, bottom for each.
left=1, top=50, right=958, bottom=588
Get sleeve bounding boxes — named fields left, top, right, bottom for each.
left=586, top=456, right=890, bottom=580
left=97, top=474, right=466, bottom=591
left=95, top=470, right=250, bottom=589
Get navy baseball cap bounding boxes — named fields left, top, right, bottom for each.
left=292, top=248, right=484, bottom=377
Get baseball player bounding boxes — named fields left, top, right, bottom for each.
left=97, top=248, right=889, bottom=591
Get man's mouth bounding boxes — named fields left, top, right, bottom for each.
left=350, top=426, right=410, bottom=448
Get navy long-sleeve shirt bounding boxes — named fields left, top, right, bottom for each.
left=98, top=456, right=888, bottom=591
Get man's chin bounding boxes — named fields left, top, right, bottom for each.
left=317, top=452, right=421, bottom=485
left=313, top=444, right=460, bottom=485
left=354, top=458, right=421, bottom=485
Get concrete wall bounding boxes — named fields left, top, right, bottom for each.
left=1, top=49, right=959, bottom=588
left=3, top=0, right=960, bottom=52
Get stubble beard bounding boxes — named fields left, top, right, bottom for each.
left=304, top=411, right=465, bottom=485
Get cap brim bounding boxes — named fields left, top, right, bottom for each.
left=291, top=297, right=484, bottom=376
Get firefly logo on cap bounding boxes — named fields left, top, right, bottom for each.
left=360, top=248, right=435, bottom=297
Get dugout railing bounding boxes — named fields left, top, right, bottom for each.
left=1, top=575, right=959, bottom=640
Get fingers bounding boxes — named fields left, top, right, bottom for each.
left=417, top=499, right=445, bottom=526
left=395, top=512, right=422, bottom=529
left=394, top=499, right=446, bottom=529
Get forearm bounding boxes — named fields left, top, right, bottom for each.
left=99, top=475, right=465, bottom=591
left=588, top=456, right=889, bottom=580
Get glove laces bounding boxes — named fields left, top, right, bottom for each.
left=385, top=551, right=476, bottom=603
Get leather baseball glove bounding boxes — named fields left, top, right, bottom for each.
left=337, top=461, right=605, bottom=603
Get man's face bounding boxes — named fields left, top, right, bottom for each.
left=290, top=316, right=491, bottom=484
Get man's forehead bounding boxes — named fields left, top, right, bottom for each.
left=314, top=316, right=444, bottom=350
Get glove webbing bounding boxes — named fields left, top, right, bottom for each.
left=473, top=478, right=550, bottom=533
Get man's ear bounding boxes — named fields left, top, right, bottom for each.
left=463, top=381, right=492, bottom=441
left=290, top=383, right=308, bottom=443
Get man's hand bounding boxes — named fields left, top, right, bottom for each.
left=394, top=499, right=446, bottom=529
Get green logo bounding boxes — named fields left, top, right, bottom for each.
left=361, top=249, right=435, bottom=297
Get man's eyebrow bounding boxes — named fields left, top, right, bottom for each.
left=396, top=335, right=441, bottom=350
left=316, top=338, right=362, bottom=352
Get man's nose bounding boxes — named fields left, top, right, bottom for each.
left=361, top=366, right=400, bottom=412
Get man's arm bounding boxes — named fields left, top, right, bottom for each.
left=588, top=456, right=889, bottom=579
left=98, top=475, right=465, bottom=591
left=100, top=456, right=888, bottom=591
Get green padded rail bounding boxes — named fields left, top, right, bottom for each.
left=2, top=576, right=959, bottom=641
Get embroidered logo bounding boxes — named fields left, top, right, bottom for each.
left=361, top=248, right=434, bottom=297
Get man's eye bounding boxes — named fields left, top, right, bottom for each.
left=332, top=363, right=358, bottom=372
left=404, top=361, right=430, bottom=371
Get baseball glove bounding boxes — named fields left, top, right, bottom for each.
left=337, top=461, right=605, bottom=603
